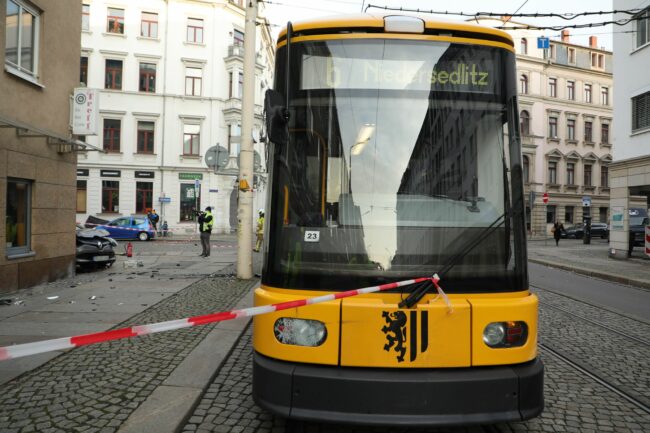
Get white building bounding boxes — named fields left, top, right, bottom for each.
left=75, top=0, right=274, bottom=234
left=477, top=18, right=614, bottom=236
left=609, top=0, right=650, bottom=258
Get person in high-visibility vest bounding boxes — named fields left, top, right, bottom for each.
left=254, top=209, right=264, bottom=252
left=198, top=206, right=214, bottom=257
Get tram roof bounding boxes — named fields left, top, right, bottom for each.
left=276, top=13, right=514, bottom=48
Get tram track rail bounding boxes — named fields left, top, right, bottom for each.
left=531, top=283, right=650, bottom=326
left=536, top=297, right=650, bottom=347
left=539, top=343, right=650, bottom=415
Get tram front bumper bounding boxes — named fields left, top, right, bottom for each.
left=253, top=352, right=543, bottom=426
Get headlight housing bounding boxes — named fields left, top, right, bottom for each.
left=274, top=318, right=327, bottom=347
left=483, top=321, right=528, bottom=348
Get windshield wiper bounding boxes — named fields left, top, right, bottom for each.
left=398, top=212, right=508, bottom=309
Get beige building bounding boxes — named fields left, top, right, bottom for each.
left=477, top=18, right=614, bottom=236
left=1, top=0, right=94, bottom=293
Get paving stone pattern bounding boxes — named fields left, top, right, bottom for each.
left=537, top=296, right=650, bottom=407
left=183, top=332, right=650, bottom=433
left=534, top=288, right=650, bottom=342
left=0, top=269, right=253, bottom=433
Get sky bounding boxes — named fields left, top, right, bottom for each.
left=261, top=0, right=625, bottom=51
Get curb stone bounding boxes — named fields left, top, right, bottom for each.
left=529, top=258, right=650, bottom=290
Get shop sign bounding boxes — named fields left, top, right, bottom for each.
left=179, top=173, right=203, bottom=180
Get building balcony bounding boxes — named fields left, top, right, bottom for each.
left=224, top=44, right=267, bottom=70
left=222, top=98, right=264, bottom=118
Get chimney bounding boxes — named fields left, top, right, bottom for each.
left=589, top=36, right=598, bottom=48
left=561, top=30, right=570, bottom=43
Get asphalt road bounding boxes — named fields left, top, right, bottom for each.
left=529, top=262, right=650, bottom=322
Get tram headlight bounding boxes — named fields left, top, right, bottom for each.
left=483, top=321, right=528, bottom=348
left=274, top=318, right=327, bottom=347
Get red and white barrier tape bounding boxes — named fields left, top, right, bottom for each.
left=0, top=275, right=439, bottom=361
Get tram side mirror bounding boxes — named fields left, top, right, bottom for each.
left=264, top=89, right=289, bottom=145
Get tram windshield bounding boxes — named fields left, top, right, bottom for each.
left=264, top=39, right=527, bottom=292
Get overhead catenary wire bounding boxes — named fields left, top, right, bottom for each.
left=362, top=4, right=646, bottom=31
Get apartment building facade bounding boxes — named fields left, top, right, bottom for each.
left=1, top=0, right=89, bottom=293
left=609, top=0, right=650, bottom=258
left=76, top=0, right=274, bottom=234
left=478, top=18, right=614, bottom=236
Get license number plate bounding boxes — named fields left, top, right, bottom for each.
left=93, top=255, right=109, bottom=262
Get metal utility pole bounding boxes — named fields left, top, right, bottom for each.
left=237, top=0, right=257, bottom=279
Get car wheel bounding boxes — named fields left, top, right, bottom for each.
left=138, top=232, right=150, bottom=241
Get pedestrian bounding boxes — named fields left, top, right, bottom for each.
left=198, top=206, right=214, bottom=257
left=552, top=221, right=564, bottom=246
left=254, top=209, right=265, bottom=252
left=149, top=209, right=160, bottom=233
left=161, top=220, right=169, bottom=237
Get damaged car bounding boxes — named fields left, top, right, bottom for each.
left=76, top=224, right=117, bottom=269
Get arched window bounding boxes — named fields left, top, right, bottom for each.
left=520, top=110, right=530, bottom=135
left=523, top=155, right=530, bottom=183
left=520, top=74, right=528, bottom=94
left=521, top=38, right=528, bottom=55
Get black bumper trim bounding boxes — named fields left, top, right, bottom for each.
left=253, top=353, right=543, bottom=426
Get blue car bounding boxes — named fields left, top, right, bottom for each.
left=96, top=216, right=156, bottom=241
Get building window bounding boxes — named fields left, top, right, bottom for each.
left=234, top=29, right=244, bottom=46
left=636, top=8, right=649, bottom=48
left=141, top=12, right=158, bottom=38
left=548, top=78, right=557, bottom=97
left=180, top=184, right=200, bottom=221
left=103, top=119, right=121, bottom=152
left=567, top=119, right=576, bottom=141
left=601, top=165, right=608, bottom=187
left=76, top=180, right=87, bottom=213
left=228, top=71, right=233, bottom=98
left=601, top=123, right=609, bottom=144
left=6, top=178, right=31, bottom=254
left=585, top=84, right=592, bottom=103
left=591, top=52, right=604, bottom=69
left=599, top=207, right=608, bottom=223
left=584, top=164, right=592, bottom=186
left=520, top=110, right=530, bottom=135
left=549, top=44, right=556, bottom=60
left=567, top=81, right=575, bottom=100
left=139, top=63, right=156, bottom=92
left=520, top=74, right=528, bottom=94
left=565, top=206, right=574, bottom=224
left=566, top=162, right=575, bottom=185
left=137, top=121, right=155, bottom=154
left=584, top=121, right=593, bottom=142
left=601, top=87, right=609, bottom=105
left=548, top=161, right=557, bottom=184
left=102, top=181, right=119, bottom=213
left=187, top=18, right=203, bottom=43
left=520, top=38, right=527, bottom=55
left=549, top=116, right=558, bottom=138
left=136, top=182, right=153, bottom=214
left=4, top=0, right=40, bottom=78
left=185, top=67, right=202, bottom=96
left=238, top=71, right=244, bottom=98
left=568, top=47, right=576, bottom=64
left=632, top=91, right=650, bottom=132
left=107, top=7, right=124, bottom=34
left=228, top=123, right=241, bottom=154
left=523, top=155, right=529, bottom=183
left=105, top=59, right=123, bottom=89
left=183, top=124, right=200, bottom=156
left=546, top=205, right=556, bottom=224
left=80, top=56, right=88, bottom=86
left=82, top=4, right=90, bottom=31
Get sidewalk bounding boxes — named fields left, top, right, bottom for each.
left=527, top=237, right=650, bottom=289
left=0, top=239, right=260, bottom=433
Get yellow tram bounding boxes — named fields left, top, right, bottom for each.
left=254, top=14, right=543, bottom=426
